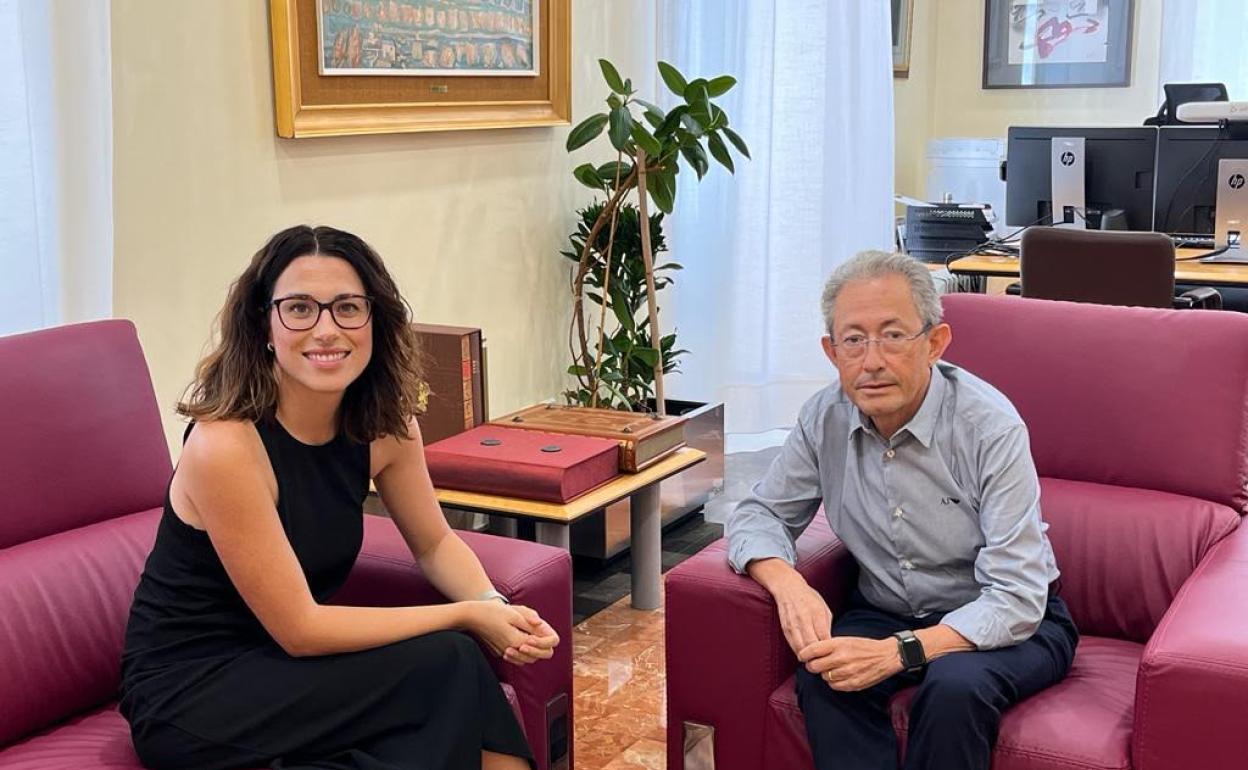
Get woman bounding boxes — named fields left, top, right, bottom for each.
left=120, top=225, right=556, bottom=770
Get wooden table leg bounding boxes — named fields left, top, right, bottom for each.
left=629, top=482, right=662, bottom=610
left=535, top=521, right=570, bottom=549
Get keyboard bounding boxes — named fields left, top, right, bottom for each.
left=1170, top=234, right=1216, bottom=250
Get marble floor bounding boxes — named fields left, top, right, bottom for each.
left=567, top=443, right=784, bottom=769
left=572, top=594, right=669, bottom=770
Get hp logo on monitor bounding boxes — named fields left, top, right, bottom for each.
left=1060, top=151, right=1076, bottom=167
left=1230, top=174, right=1247, bottom=190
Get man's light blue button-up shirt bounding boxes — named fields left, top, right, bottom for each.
left=726, top=361, right=1060, bottom=650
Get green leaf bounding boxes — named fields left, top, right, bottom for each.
left=657, top=61, right=688, bottom=96
left=655, top=105, right=688, bottom=138
left=708, top=105, right=727, bottom=131
left=679, top=143, right=709, bottom=180
left=684, top=79, right=709, bottom=105
left=567, top=364, right=590, bottom=377
left=566, top=113, right=608, bottom=151
left=646, top=169, right=675, bottom=214
left=633, top=98, right=661, bottom=114
left=660, top=333, right=677, bottom=351
left=607, top=94, right=622, bottom=110
left=623, top=77, right=633, bottom=94
left=723, top=127, right=751, bottom=159
left=599, top=59, right=627, bottom=94
left=596, top=161, right=633, bottom=182
left=706, top=75, right=737, bottom=97
left=656, top=262, right=684, bottom=271
left=632, top=347, right=660, bottom=368
left=631, top=122, right=662, bottom=157
left=610, top=287, right=635, bottom=331
left=608, top=105, right=634, bottom=151
left=573, top=162, right=606, bottom=188
left=707, top=132, right=734, bottom=174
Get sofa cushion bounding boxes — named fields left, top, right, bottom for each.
left=941, top=294, right=1248, bottom=516
left=0, top=511, right=159, bottom=745
left=766, top=636, right=1140, bottom=770
left=0, top=321, right=171, bottom=549
left=0, top=685, right=524, bottom=769
left=1038, top=478, right=1239, bottom=642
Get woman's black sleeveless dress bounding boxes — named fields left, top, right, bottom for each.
left=119, top=419, right=533, bottom=770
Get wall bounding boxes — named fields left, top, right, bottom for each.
left=111, top=0, right=656, bottom=455
left=895, top=0, right=1164, bottom=201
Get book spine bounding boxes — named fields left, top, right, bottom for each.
left=460, top=336, right=473, bottom=429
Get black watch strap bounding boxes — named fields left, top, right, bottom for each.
left=893, top=629, right=927, bottom=672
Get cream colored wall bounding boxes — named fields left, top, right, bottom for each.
left=895, top=0, right=1163, bottom=201
left=112, top=0, right=656, bottom=455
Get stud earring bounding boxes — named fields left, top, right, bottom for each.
left=266, top=342, right=274, bottom=353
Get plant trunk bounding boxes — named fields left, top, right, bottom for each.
left=635, top=148, right=665, bottom=416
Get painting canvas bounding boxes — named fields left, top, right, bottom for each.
left=1007, top=0, right=1109, bottom=65
left=983, top=0, right=1132, bottom=88
left=317, top=0, right=539, bottom=77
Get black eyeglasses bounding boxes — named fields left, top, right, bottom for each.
left=268, top=294, right=373, bottom=331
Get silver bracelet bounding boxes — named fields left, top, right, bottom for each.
left=477, top=588, right=511, bottom=605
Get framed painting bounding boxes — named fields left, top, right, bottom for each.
left=270, top=0, right=571, bottom=138
left=892, top=0, right=914, bottom=78
left=983, top=0, right=1134, bottom=89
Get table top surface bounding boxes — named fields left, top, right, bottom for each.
left=948, top=248, right=1248, bottom=287
left=432, top=447, right=708, bottom=523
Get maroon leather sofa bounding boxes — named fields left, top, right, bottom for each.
left=0, top=320, right=573, bottom=770
left=667, top=294, right=1248, bottom=770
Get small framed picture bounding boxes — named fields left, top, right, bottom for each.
left=983, top=0, right=1134, bottom=89
left=893, top=0, right=914, bottom=78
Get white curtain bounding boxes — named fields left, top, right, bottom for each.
left=1159, top=0, right=1248, bottom=97
left=656, top=0, right=895, bottom=434
left=0, top=0, right=112, bottom=337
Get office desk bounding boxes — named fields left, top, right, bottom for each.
left=948, top=248, right=1248, bottom=288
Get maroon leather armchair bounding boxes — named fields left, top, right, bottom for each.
left=667, top=294, right=1248, bottom=770
left=0, top=320, right=573, bottom=770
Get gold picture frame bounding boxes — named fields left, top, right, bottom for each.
left=270, top=0, right=571, bottom=138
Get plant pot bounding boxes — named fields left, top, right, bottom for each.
left=569, top=398, right=725, bottom=561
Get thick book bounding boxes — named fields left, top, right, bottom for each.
left=424, top=425, right=619, bottom=503
left=413, top=323, right=486, bottom=445
left=490, top=404, right=687, bottom=472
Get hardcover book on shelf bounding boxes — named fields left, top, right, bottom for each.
left=425, top=425, right=619, bottom=504
left=490, top=404, right=686, bottom=473
left=413, top=323, right=487, bottom=445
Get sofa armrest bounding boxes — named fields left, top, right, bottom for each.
left=1134, top=521, right=1248, bottom=770
left=665, top=517, right=857, bottom=770
left=334, top=516, right=573, bottom=770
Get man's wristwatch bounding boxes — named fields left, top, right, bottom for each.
left=477, top=589, right=511, bottom=605
left=893, top=630, right=927, bottom=673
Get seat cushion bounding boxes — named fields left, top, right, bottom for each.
left=765, top=636, right=1140, bottom=770
left=0, top=685, right=524, bottom=768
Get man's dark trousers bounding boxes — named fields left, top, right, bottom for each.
left=796, top=588, right=1079, bottom=770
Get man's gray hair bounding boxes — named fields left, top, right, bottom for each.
left=820, top=250, right=943, bottom=334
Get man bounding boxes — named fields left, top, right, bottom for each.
left=726, top=250, right=1078, bottom=770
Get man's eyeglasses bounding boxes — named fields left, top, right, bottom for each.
left=829, top=323, right=933, bottom=359
left=269, top=295, right=373, bottom=331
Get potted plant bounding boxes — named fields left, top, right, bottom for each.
left=559, top=59, right=749, bottom=558
left=562, top=58, right=749, bottom=416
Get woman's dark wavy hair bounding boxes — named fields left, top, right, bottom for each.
left=177, top=225, right=422, bottom=443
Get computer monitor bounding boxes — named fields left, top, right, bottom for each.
left=1005, top=127, right=1158, bottom=230
left=1154, top=126, right=1248, bottom=235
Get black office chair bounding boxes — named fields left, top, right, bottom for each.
left=1016, top=228, right=1222, bottom=309
left=1144, top=82, right=1228, bottom=126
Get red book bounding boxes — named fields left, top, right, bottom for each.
left=424, top=425, right=619, bottom=503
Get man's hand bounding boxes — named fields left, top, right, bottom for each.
left=748, top=558, right=833, bottom=654
left=799, top=637, right=904, bottom=692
